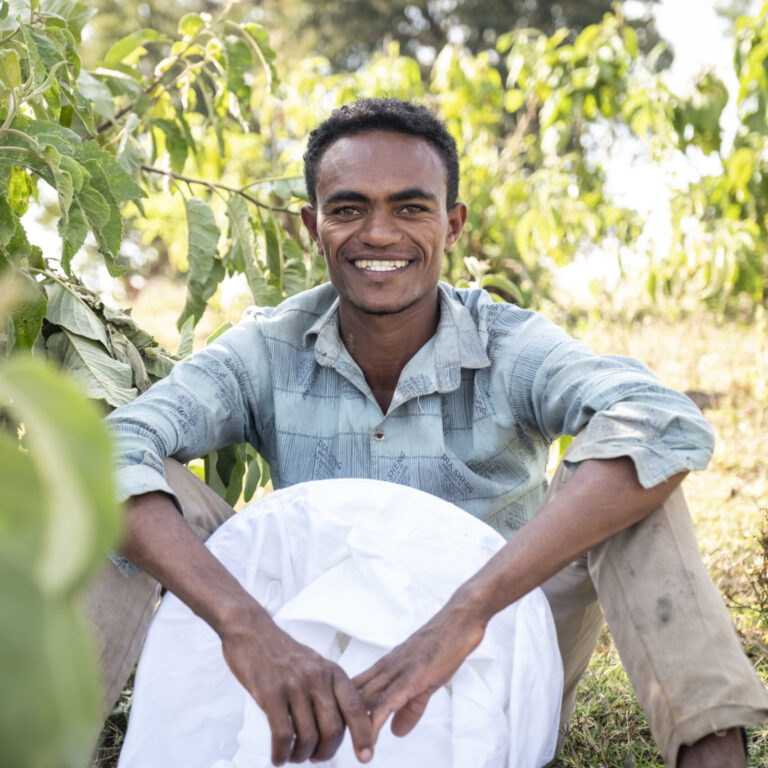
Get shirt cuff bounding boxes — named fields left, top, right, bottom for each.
left=561, top=404, right=714, bottom=488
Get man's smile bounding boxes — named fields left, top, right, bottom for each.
left=352, top=259, right=411, bottom=271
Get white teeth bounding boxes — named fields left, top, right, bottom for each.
left=354, top=259, right=409, bottom=271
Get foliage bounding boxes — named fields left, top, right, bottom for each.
left=0, top=281, right=122, bottom=768
left=259, top=0, right=666, bottom=73
left=647, top=1, right=768, bottom=312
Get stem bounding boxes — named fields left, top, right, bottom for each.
left=224, top=19, right=272, bottom=90
left=141, top=164, right=298, bottom=214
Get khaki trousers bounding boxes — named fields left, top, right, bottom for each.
left=83, top=449, right=768, bottom=766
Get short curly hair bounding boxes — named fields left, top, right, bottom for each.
left=303, top=98, right=459, bottom=209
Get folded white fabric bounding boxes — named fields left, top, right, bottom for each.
left=118, top=479, right=562, bottom=768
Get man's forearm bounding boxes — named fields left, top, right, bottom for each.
left=120, top=491, right=269, bottom=634
left=453, top=456, right=687, bottom=625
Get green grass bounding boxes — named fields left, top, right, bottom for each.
left=91, top=307, right=768, bottom=766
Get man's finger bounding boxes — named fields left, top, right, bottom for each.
left=351, top=660, right=385, bottom=690
left=332, top=668, right=374, bottom=762
left=390, top=690, right=432, bottom=737
left=287, top=692, right=319, bottom=764
left=262, top=694, right=294, bottom=766
left=309, top=689, right=345, bottom=762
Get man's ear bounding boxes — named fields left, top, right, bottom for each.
left=300, top=205, right=322, bottom=254
left=444, top=202, right=468, bottom=252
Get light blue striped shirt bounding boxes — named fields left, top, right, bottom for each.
left=107, top=282, right=714, bottom=547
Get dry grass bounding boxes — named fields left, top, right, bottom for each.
left=92, top=300, right=768, bottom=766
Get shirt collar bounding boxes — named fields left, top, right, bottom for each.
left=304, top=283, right=490, bottom=398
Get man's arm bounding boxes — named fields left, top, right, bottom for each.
left=353, top=456, right=686, bottom=741
left=121, top=491, right=373, bottom=766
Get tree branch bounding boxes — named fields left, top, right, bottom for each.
left=140, top=164, right=298, bottom=214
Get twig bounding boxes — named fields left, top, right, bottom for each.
left=141, top=164, right=298, bottom=214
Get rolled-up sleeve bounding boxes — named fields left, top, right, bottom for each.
left=510, top=315, right=714, bottom=488
left=104, top=322, right=266, bottom=508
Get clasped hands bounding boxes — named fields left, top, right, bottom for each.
left=221, top=594, right=486, bottom=766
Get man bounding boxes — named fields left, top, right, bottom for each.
left=99, top=98, right=768, bottom=767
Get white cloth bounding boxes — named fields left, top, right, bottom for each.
left=118, top=479, right=562, bottom=768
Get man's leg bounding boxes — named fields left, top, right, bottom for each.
left=540, top=439, right=768, bottom=767
left=81, top=459, right=236, bottom=719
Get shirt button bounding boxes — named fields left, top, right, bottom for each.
left=373, top=430, right=385, bottom=441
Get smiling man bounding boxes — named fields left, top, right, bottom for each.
left=98, top=98, right=768, bottom=768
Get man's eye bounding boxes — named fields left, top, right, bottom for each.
left=331, top=206, right=361, bottom=216
left=400, top=204, right=427, bottom=214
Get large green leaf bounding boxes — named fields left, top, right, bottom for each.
left=155, top=117, right=188, bottom=174
left=0, top=556, right=102, bottom=767
left=46, top=329, right=136, bottom=407
left=0, top=427, right=46, bottom=563
left=76, top=70, right=115, bottom=121
left=44, top=280, right=109, bottom=347
left=41, top=0, right=93, bottom=41
left=178, top=197, right=222, bottom=329
left=102, top=28, right=171, bottom=67
left=77, top=140, right=145, bottom=202
left=0, top=355, right=122, bottom=594
left=59, top=198, right=88, bottom=274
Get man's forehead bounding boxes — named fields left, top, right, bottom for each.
left=316, top=131, right=447, bottom=193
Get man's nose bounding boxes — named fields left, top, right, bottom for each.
left=358, top=209, right=401, bottom=247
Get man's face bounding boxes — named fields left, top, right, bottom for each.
left=301, top=131, right=466, bottom=317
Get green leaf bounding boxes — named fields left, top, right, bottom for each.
left=0, top=353, right=121, bottom=593
left=44, top=280, right=109, bottom=347
left=177, top=314, right=194, bottom=357
left=205, top=444, right=246, bottom=507
left=179, top=12, right=205, bottom=37
left=46, top=329, right=137, bottom=407
left=225, top=194, right=266, bottom=298
left=76, top=70, right=114, bottom=120
left=109, top=328, right=151, bottom=392
left=11, top=272, right=46, bottom=348
left=0, top=48, right=21, bottom=90
left=40, top=0, right=94, bottom=41
left=0, top=428, right=46, bottom=562
left=263, top=214, right=282, bottom=282
left=155, top=117, right=188, bottom=174
left=0, top=1, right=9, bottom=20
left=59, top=199, right=88, bottom=274
left=77, top=140, right=144, bottom=202
left=206, top=320, right=232, bottom=346
left=0, top=214, right=43, bottom=268
left=503, top=89, right=525, bottom=113
left=102, top=28, right=170, bottom=67
left=0, top=196, right=15, bottom=246
left=243, top=445, right=262, bottom=502
left=178, top=197, right=222, bottom=329
left=8, top=167, right=33, bottom=216
left=75, top=154, right=123, bottom=272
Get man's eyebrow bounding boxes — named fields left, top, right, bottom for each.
left=388, top=188, right=439, bottom=203
left=324, top=190, right=370, bottom=205
left=323, top=188, right=439, bottom=205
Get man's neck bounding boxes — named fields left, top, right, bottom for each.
left=338, top=294, right=440, bottom=413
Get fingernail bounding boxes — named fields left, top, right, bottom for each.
left=359, top=748, right=373, bottom=762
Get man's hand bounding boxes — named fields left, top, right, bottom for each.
left=354, top=457, right=688, bottom=749
left=220, top=607, right=374, bottom=765
left=353, top=598, right=486, bottom=742
left=121, top=491, right=374, bottom=766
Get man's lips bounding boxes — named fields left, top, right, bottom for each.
left=351, top=258, right=412, bottom=272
